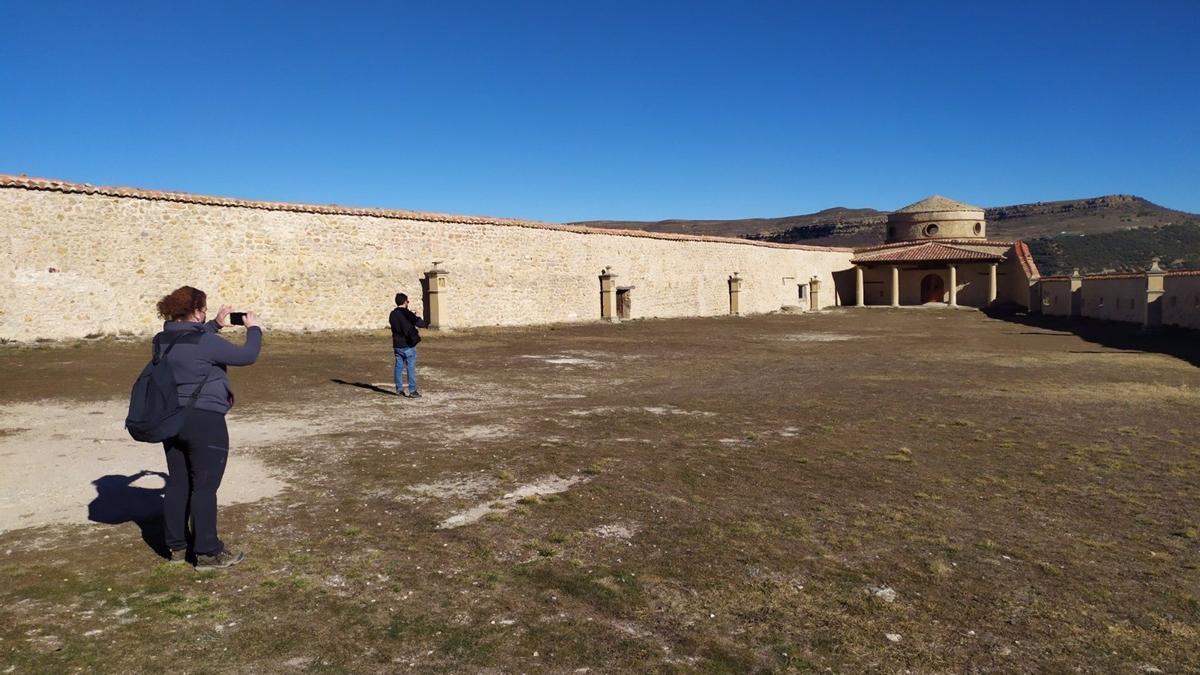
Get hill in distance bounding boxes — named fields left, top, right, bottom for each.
left=571, top=195, right=1200, bottom=273
left=572, top=206, right=887, bottom=245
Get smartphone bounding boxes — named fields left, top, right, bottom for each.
left=229, top=312, right=247, bottom=326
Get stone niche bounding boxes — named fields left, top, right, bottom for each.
left=616, top=287, right=633, bottom=320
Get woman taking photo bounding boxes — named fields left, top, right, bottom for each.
left=154, top=286, right=262, bottom=571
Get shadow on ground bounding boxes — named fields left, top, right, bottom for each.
left=986, top=309, right=1200, bottom=368
left=330, top=378, right=398, bottom=396
left=87, top=470, right=170, bottom=558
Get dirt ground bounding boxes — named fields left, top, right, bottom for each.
left=1, top=310, right=1198, bottom=673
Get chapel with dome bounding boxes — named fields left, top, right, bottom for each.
left=842, top=196, right=1039, bottom=307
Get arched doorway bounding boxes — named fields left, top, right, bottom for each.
left=920, top=274, right=944, bottom=303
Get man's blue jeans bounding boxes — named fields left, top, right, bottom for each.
left=394, top=346, right=417, bottom=395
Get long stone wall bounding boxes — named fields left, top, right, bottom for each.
left=0, top=178, right=854, bottom=342
left=1033, top=264, right=1200, bottom=330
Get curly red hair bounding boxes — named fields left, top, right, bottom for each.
left=156, top=286, right=207, bottom=321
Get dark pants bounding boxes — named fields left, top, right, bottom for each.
left=162, top=409, right=229, bottom=555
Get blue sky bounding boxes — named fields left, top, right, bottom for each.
left=1, top=1, right=1197, bottom=221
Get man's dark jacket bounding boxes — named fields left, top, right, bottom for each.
left=389, top=307, right=429, bottom=348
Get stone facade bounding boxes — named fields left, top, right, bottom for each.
left=0, top=178, right=854, bottom=342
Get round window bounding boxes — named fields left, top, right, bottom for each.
left=974, top=222, right=982, bottom=235
left=923, top=223, right=939, bottom=237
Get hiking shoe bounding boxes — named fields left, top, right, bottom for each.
left=396, top=390, right=409, bottom=398
left=194, top=549, right=245, bottom=572
left=168, top=548, right=188, bottom=564
left=409, top=391, right=422, bottom=399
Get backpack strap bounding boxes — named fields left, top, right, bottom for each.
left=152, top=330, right=194, bottom=365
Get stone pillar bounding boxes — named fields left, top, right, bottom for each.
left=728, top=273, right=741, bottom=316
left=855, top=266, right=865, bottom=307
left=1144, top=257, right=1165, bottom=330
left=890, top=266, right=900, bottom=307
left=599, top=267, right=619, bottom=323
left=988, top=263, right=998, bottom=304
left=1069, top=268, right=1083, bottom=317
left=808, top=276, right=821, bottom=311
left=948, top=265, right=958, bottom=307
left=423, top=262, right=449, bottom=330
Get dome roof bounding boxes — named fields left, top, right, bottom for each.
left=894, top=195, right=983, bottom=214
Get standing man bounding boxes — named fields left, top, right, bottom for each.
left=389, top=293, right=429, bottom=398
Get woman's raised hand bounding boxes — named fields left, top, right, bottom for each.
left=215, top=304, right=234, bottom=327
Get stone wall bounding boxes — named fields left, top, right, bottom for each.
left=1032, top=264, right=1200, bottom=330
left=1038, top=277, right=1075, bottom=317
left=0, top=179, right=854, bottom=342
left=1079, top=275, right=1145, bottom=324
left=1162, top=273, right=1200, bottom=330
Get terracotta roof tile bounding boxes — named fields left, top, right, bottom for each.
left=0, top=174, right=854, bottom=253
left=855, top=239, right=1015, bottom=253
left=1037, top=269, right=1200, bottom=281
left=851, top=241, right=1006, bottom=264
left=1083, top=272, right=1154, bottom=280
left=1013, top=240, right=1041, bottom=279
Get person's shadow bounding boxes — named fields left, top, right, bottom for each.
left=87, top=470, right=171, bottom=558
left=330, top=378, right=398, bottom=396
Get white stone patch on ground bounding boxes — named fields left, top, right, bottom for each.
left=436, top=475, right=588, bottom=529
left=0, top=400, right=290, bottom=534
left=774, top=333, right=859, bottom=342
left=398, top=475, right=498, bottom=502
left=591, top=522, right=639, bottom=540
left=609, top=619, right=653, bottom=639
left=568, top=405, right=714, bottom=418
left=517, top=353, right=604, bottom=367
left=867, top=585, right=898, bottom=603
left=441, top=424, right=513, bottom=443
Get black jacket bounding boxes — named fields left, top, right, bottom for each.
left=389, top=307, right=429, bottom=348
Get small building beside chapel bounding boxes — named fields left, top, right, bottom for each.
left=844, top=196, right=1039, bottom=308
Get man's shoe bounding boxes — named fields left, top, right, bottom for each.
left=409, top=391, right=422, bottom=399
left=396, top=391, right=409, bottom=398
left=194, top=549, right=245, bottom=572
left=168, top=548, right=188, bottom=564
